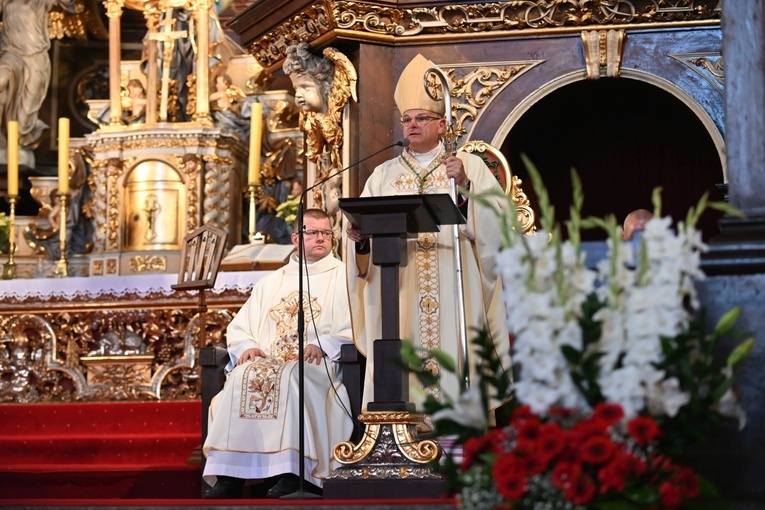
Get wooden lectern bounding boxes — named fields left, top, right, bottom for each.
left=325, top=193, right=464, bottom=499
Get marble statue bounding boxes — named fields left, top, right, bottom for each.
left=0, top=0, right=77, bottom=147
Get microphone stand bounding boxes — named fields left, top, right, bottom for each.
left=282, top=138, right=409, bottom=500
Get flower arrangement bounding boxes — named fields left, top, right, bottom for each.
left=458, top=401, right=710, bottom=510
left=405, top=157, right=753, bottom=509
left=275, top=194, right=300, bottom=228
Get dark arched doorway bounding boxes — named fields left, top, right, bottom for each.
left=500, top=78, right=725, bottom=241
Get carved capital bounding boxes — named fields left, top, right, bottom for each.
left=102, top=0, right=125, bottom=19
left=582, top=29, right=626, bottom=79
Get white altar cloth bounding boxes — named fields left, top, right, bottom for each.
left=0, top=271, right=267, bottom=301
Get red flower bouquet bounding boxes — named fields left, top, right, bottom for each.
left=459, top=403, right=703, bottom=510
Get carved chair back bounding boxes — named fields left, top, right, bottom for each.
left=458, top=140, right=537, bottom=235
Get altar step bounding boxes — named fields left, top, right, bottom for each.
left=0, top=401, right=202, bottom=499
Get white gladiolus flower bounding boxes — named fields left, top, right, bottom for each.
left=431, top=384, right=487, bottom=430
left=493, top=201, right=741, bottom=426
left=646, top=377, right=691, bottom=417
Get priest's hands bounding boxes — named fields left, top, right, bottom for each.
left=305, top=344, right=325, bottom=365
left=443, top=155, right=469, bottom=188
left=236, top=345, right=324, bottom=366
left=346, top=224, right=367, bottom=243
left=237, top=347, right=266, bottom=365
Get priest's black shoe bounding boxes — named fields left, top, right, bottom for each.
left=203, top=475, right=244, bottom=499
left=266, top=473, right=302, bottom=498
left=267, top=473, right=323, bottom=498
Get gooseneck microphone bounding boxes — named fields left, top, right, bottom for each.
left=301, top=138, right=410, bottom=198
left=288, top=138, right=409, bottom=499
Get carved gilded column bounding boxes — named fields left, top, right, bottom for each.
left=143, top=9, right=161, bottom=124
left=193, top=0, right=212, bottom=123
left=103, top=0, right=125, bottom=125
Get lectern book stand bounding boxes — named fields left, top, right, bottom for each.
left=323, top=194, right=464, bottom=499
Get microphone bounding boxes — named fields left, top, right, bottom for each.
left=291, top=138, right=408, bottom=497
left=301, top=138, right=410, bottom=199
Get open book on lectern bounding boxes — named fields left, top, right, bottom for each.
left=219, top=243, right=296, bottom=271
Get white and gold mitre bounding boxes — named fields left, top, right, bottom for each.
left=394, top=54, right=445, bottom=116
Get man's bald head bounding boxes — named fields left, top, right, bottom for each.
left=623, top=209, right=653, bottom=240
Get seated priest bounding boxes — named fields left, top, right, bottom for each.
left=203, top=209, right=354, bottom=499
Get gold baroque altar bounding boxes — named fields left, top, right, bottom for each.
left=0, top=271, right=265, bottom=403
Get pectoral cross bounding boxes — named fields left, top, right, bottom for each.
left=148, top=8, right=188, bottom=122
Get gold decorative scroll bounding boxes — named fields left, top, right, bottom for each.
left=669, top=52, right=724, bottom=92
left=434, top=61, right=542, bottom=140
left=249, top=1, right=720, bottom=69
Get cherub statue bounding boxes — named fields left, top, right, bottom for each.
left=282, top=43, right=357, bottom=237
left=209, top=73, right=252, bottom=139
left=123, top=79, right=147, bottom=124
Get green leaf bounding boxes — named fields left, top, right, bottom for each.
left=561, top=345, right=582, bottom=364
left=696, top=473, right=722, bottom=498
left=727, top=338, right=755, bottom=367
left=651, top=186, right=663, bottom=218
left=708, top=200, right=745, bottom=218
left=711, top=378, right=735, bottom=402
left=400, top=341, right=423, bottom=368
left=429, top=348, right=457, bottom=374
left=521, top=153, right=555, bottom=233
left=622, top=485, right=658, bottom=504
left=592, top=501, right=641, bottom=510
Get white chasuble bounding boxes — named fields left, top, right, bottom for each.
left=346, top=147, right=511, bottom=409
left=203, top=255, right=354, bottom=488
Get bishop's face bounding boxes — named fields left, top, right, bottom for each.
left=290, top=74, right=325, bottom=113
left=401, top=109, right=446, bottom=153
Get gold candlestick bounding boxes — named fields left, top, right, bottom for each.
left=2, top=195, right=17, bottom=280
left=53, top=192, right=69, bottom=278
left=246, top=183, right=265, bottom=244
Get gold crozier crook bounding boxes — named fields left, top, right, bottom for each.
left=424, top=66, right=470, bottom=391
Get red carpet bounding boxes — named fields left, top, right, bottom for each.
left=0, top=401, right=202, bottom=500
left=0, top=498, right=456, bottom=508
left=0, top=401, right=456, bottom=507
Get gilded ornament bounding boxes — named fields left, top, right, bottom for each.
left=0, top=295, right=238, bottom=402
left=252, top=1, right=720, bottom=65
left=670, top=52, right=724, bottom=92
left=129, top=255, right=168, bottom=272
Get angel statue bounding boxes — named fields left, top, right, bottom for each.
left=282, top=43, right=357, bottom=240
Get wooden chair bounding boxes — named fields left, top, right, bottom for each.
left=459, top=140, right=537, bottom=235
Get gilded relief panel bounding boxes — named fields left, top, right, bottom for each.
left=0, top=293, right=242, bottom=403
